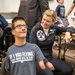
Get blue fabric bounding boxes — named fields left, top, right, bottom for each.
left=0, top=15, right=8, bottom=28
left=55, top=5, right=65, bottom=18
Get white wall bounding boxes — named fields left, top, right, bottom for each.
left=49, top=0, right=74, bottom=24
left=0, top=0, right=74, bottom=24
left=0, top=0, right=20, bottom=12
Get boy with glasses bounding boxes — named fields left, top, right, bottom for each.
left=2, top=16, right=52, bottom=75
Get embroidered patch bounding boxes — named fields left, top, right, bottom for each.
left=37, top=30, right=45, bottom=41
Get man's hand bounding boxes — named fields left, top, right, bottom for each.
left=65, top=32, right=71, bottom=44
left=46, top=62, right=55, bottom=71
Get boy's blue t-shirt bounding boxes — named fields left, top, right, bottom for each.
left=55, top=5, right=65, bottom=18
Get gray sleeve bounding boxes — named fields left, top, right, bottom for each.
left=34, top=44, right=45, bottom=62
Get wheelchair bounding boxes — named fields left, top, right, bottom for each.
left=0, top=25, right=14, bottom=62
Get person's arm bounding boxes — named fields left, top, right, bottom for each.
left=64, top=27, right=75, bottom=43
left=33, top=44, right=45, bottom=69
left=52, top=25, right=75, bottom=43
left=29, top=27, right=38, bottom=44
left=52, top=24, right=75, bottom=35
left=39, top=60, right=54, bottom=75
left=51, top=25, right=68, bottom=35
left=43, top=58, right=55, bottom=71
left=39, top=60, right=55, bottom=71
left=64, top=32, right=71, bottom=44
left=65, top=3, right=75, bottom=18
left=39, top=60, right=45, bottom=70
left=46, top=61, right=55, bottom=71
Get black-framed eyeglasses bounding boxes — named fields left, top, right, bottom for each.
left=13, top=24, right=27, bottom=29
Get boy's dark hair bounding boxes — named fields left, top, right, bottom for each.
left=56, top=0, right=59, bottom=2
left=12, top=16, right=25, bottom=29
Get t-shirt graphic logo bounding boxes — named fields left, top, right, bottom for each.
left=37, top=30, right=45, bottom=41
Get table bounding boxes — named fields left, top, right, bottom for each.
left=58, top=33, right=75, bottom=60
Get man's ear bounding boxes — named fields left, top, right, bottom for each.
left=11, top=29, right=15, bottom=35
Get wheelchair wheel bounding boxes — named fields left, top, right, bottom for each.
left=1, top=58, right=11, bottom=75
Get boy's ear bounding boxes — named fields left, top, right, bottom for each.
left=11, top=30, right=15, bottom=35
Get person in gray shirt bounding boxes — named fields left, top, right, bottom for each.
left=2, top=16, right=53, bottom=75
